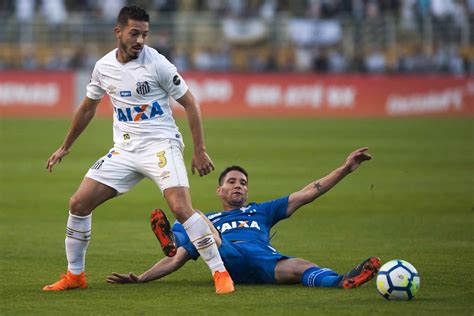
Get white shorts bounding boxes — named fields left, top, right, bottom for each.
left=85, top=140, right=189, bottom=194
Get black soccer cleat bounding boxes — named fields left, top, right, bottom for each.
left=338, top=257, right=381, bottom=289
left=150, top=209, right=177, bottom=257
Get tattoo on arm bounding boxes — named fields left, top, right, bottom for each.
left=314, top=182, right=323, bottom=193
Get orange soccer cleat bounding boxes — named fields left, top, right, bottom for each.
left=338, top=257, right=381, bottom=289
left=43, top=271, right=88, bottom=291
left=150, top=209, right=177, bottom=257
left=213, top=271, right=235, bottom=294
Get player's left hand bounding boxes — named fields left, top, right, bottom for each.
left=106, top=272, right=141, bottom=284
left=191, top=151, right=215, bottom=177
left=344, top=147, right=372, bottom=173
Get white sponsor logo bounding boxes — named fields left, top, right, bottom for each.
left=386, top=88, right=463, bottom=115
left=326, top=86, right=356, bottom=108
left=186, top=79, right=233, bottom=103
left=240, top=206, right=252, bottom=212
left=284, top=85, right=323, bottom=108
left=217, top=220, right=261, bottom=233
left=207, top=212, right=222, bottom=220
left=245, top=84, right=355, bottom=108
left=0, top=82, right=59, bottom=106
left=246, top=84, right=282, bottom=107
left=465, top=80, right=474, bottom=95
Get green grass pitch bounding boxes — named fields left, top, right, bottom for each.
left=0, top=117, right=473, bottom=315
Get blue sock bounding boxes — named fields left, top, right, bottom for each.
left=301, top=266, right=343, bottom=288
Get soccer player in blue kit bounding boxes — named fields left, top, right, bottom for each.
left=107, top=147, right=381, bottom=289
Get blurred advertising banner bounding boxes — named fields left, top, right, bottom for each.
left=0, top=71, right=74, bottom=117
left=180, top=73, right=474, bottom=117
left=1, top=71, right=473, bottom=117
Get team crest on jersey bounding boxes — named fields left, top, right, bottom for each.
left=136, top=81, right=150, bottom=95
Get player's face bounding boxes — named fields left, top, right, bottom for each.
left=217, top=171, right=248, bottom=209
left=115, top=19, right=149, bottom=61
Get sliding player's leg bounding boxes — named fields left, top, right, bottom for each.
left=275, top=257, right=381, bottom=289
left=337, top=257, right=381, bottom=289
left=275, top=258, right=342, bottom=287
left=150, top=209, right=222, bottom=257
left=151, top=209, right=178, bottom=257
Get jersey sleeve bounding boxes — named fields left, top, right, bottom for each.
left=260, top=196, right=289, bottom=227
left=86, top=64, right=106, bottom=100
left=171, top=221, right=199, bottom=260
left=155, top=56, right=188, bottom=100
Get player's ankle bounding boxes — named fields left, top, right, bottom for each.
left=211, top=264, right=227, bottom=274
left=68, top=269, right=84, bottom=276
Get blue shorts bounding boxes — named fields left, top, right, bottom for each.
left=218, top=239, right=290, bottom=284
left=173, top=227, right=290, bottom=284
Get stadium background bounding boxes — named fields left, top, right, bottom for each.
left=0, top=1, right=473, bottom=315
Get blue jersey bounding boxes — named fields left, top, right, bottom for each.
left=208, top=196, right=289, bottom=245
left=172, top=196, right=290, bottom=284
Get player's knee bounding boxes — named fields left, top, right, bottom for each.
left=296, top=260, right=318, bottom=275
left=69, top=195, right=93, bottom=216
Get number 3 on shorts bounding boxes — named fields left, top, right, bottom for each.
left=157, top=151, right=167, bottom=168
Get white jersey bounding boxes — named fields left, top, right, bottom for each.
left=86, top=45, right=188, bottom=151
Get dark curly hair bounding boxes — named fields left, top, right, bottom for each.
left=117, top=6, right=149, bottom=27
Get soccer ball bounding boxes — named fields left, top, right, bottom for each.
left=376, top=259, right=420, bottom=300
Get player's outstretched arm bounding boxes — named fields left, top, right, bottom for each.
left=107, top=247, right=192, bottom=284
left=176, top=90, right=215, bottom=177
left=286, top=147, right=372, bottom=217
left=46, top=97, right=100, bottom=172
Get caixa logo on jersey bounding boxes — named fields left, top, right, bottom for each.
left=216, top=220, right=261, bottom=233
left=136, top=81, right=150, bottom=95
left=114, top=101, right=164, bottom=122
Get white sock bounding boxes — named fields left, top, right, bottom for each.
left=65, top=212, right=92, bottom=275
left=182, top=212, right=226, bottom=273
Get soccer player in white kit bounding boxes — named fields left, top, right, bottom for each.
left=43, top=6, right=234, bottom=294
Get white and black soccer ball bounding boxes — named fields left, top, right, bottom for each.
left=376, top=259, right=420, bottom=300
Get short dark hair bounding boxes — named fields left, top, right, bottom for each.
left=218, top=166, right=248, bottom=185
left=117, top=6, right=149, bottom=27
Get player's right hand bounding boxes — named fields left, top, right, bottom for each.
left=343, top=147, right=372, bottom=173
left=46, top=146, right=70, bottom=172
left=106, top=272, right=141, bottom=284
